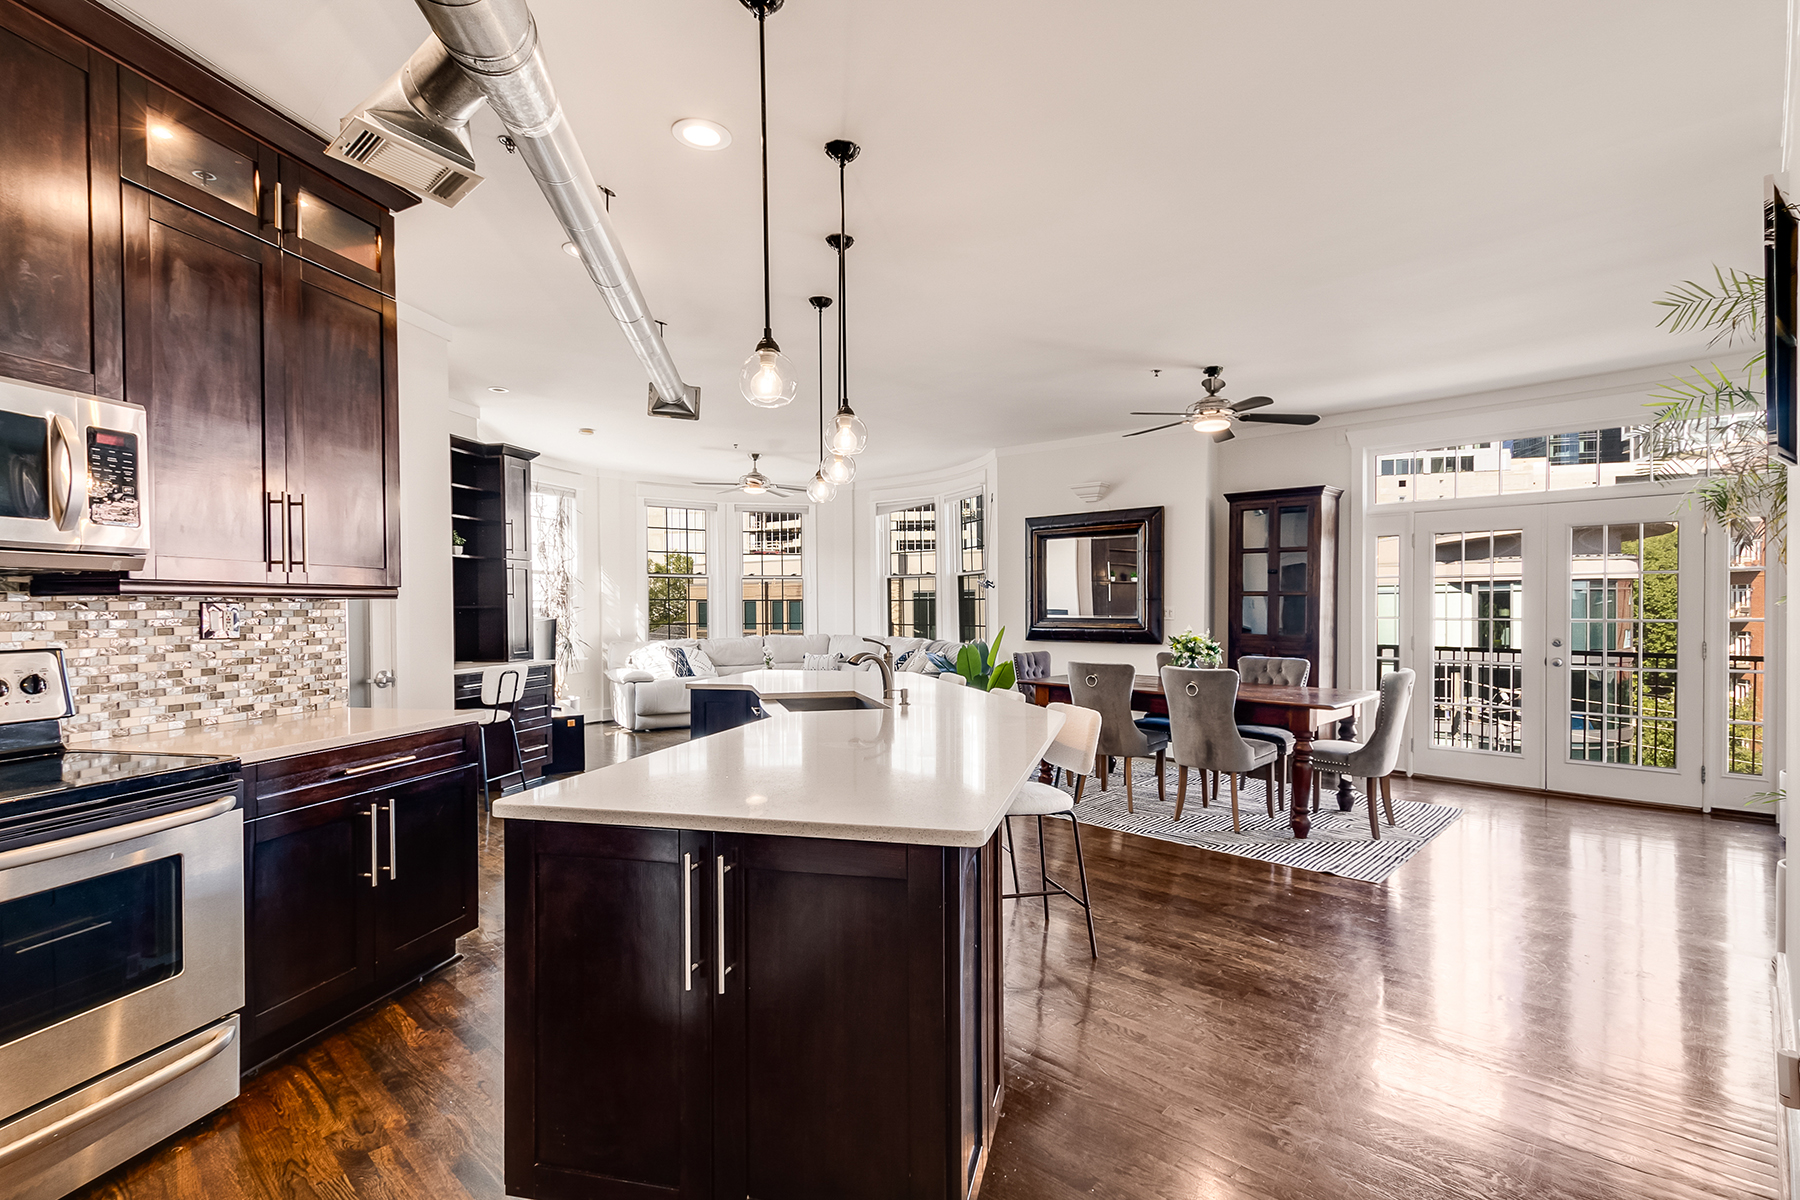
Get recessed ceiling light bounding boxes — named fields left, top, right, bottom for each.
left=488, top=386, right=509, bottom=394
left=672, top=118, right=731, bottom=150
left=150, top=124, right=175, bottom=141
left=578, top=428, right=594, bottom=435
left=561, top=241, right=581, bottom=258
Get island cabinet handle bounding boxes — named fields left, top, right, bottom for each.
left=682, top=853, right=697, bottom=992
left=363, top=806, right=380, bottom=888
left=342, top=754, right=418, bottom=777
left=385, top=800, right=398, bottom=881
left=716, top=855, right=733, bottom=995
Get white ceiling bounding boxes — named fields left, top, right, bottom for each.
left=107, top=0, right=1783, bottom=486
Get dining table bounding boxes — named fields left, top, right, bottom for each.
left=1022, top=674, right=1381, bottom=839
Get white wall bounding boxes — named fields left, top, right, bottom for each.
left=392, top=312, right=455, bottom=711
left=993, top=435, right=1215, bottom=675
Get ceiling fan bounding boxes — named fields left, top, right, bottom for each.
left=691, top=453, right=806, bottom=497
left=1125, top=366, right=1321, bottom=442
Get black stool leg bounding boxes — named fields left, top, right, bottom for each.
left=1067, top=812, right=1098, bottom=959
left=1036, top=815, right=1050, bottom=920
left=1004, top=816, right=1022, bottom=899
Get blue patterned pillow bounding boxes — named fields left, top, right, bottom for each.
left=927, top=650, right=957, bottom=674
left=893, top=648, right=915, bottom=669
left=666, top=647, right=696, bottom=677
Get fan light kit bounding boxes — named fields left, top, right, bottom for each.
left=671, top=118, right=731, bottom=150
left=691, top=452, right=807, bottom=498
left=1125, top=366, right=1320, bottom=442
left=737, top=2, right=798, bottom=408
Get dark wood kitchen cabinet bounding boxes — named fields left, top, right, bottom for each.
left=1225, top=484, right=1343, bottom=688
left=452, top=437, right=539, bottom=661
left=0, top=0, right=122, bottom=400
left=454, top=661, right=555, bottom=787
left=506, top=823, right=1003, bottom=1200
left=241, top=724, right=481, bottom=1072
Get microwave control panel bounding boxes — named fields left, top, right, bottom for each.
left=86, top=428, right=141, bottom=528
left=0, top=648, right=73, bottom=722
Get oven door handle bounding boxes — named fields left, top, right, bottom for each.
left=0, top=794, right=238, bottom=872
left=0, top=1021, right=236, bottom=1170
left=47, top=414, right=84, bottom=533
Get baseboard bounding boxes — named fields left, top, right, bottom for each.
left=1406, top=773, right=1778, bottom=823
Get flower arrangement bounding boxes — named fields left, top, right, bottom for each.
left=1165, top=628, right=1223, bottom=668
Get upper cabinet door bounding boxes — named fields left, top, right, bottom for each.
left=0, top=1, right=122, bottom=399
left=504, top=455, right=531, bottom=561
left=278, top=159, right=394, bottom=296
left=120, top=70, right=276, bottom=241
left=123, top=189, right=284, bottom=586
left=280, top=256, right=398, bottom=590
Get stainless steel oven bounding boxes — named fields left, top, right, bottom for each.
left=0, top=377, right=149, bottom=573
left=0, top=649, right=240, bottom=1200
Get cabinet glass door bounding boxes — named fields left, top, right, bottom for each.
left=124, top=72, right=271, bottom=238
left=1240, top=506, right=1269, bottom=636
left=147, top=116, right=258, bottom=215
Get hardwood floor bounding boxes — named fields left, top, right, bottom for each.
left=71, top=761, right=1781, bottom=1200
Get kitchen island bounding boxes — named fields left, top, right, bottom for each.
left=492, top=674, right=1061, bottom=1200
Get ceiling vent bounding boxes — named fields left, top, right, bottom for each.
left=328, top=112, right=483, bottom=206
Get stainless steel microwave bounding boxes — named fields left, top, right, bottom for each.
left=0, top=378, right=148, bottom=573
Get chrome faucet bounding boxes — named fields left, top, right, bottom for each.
left=847, top=638, right=901, bottom=702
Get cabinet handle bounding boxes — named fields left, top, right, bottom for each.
left=716, top=854, right=732, bottom=995
left=273, top=181, right=282, bottom=232
left=266, top=492, right=287, bottom=570
left=385, top=799, right=398, bottom=880
left=505, top=517, right=514, bottom=555
left=288, top=494, right=307, bottom=572
left=682, top=852, right=696, bottom=992
left=342, top=754, right=418, bottom=777
left=363, top=806, right=380, bottom=887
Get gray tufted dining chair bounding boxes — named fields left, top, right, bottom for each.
left=1235, top=655, right=1310, bottom=810
left=1013, top=650, right=1052, bottom=698
left=1161, top=667, right=1279, bottom=832
left=1308, top=669, right=1416, bottom=838
left=1068, top=661, right=1169, bottom=811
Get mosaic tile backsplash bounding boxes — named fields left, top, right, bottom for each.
left=0, top=597, right=348, bottom=739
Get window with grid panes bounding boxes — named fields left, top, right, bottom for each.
left=886, top=504, right=938, bottom=638
left=647, top=505, right=708, bottom=639
left=957, top=494, right=986, bottom=641
left=741, top=510, right=804, bottom=634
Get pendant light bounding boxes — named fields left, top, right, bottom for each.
left=806, top=294, right=837, bottom=502
left=738, top=1, right=798, bottom=408
left=823, top=139, right=868, bottom=456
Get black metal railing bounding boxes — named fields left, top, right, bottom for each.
left=1431, top=646, right=1524, bottom=753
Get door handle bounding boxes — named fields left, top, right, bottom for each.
left=385, top=799, right=398, bottom=880
left=716, top=853, right=732, bottom=995
left=373, top=670, right=396, bottom=689
left=266, top=492, right=287, bottom=570
left=1551, top=658, right=1565, bottom=668
left=363, top=805, right=380, bottom=887
left=47, top=415, right=82, bottom=532
left=682, top=852, right=697, bottom=992
left=288, top=494, right=307, bottom=572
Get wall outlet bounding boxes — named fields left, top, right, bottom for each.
left=200, top=602, right=243, bottom=640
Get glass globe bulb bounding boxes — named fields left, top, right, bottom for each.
left=822, top=452, right=857, bottom=486
left=739, top=343, right=798, bottom=408
left=826, top=406, right=868, bottom=456
left=806, top=471, right=837, bottom=503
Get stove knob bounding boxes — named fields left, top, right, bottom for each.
left=18, top=674, right=45, bottom=695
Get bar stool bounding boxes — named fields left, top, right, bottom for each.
left=476, top=664, right=528, bottom=807
left=1001, top=702, right=1103, bottom=958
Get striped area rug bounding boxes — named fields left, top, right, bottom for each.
left=1052, top=760, right=1461, bottom=884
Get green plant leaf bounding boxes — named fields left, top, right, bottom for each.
left=956, top=644, right=979, bottom=681
left=990, top=660, right=1015, bottom=693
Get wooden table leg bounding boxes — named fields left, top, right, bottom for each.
left=1289, top=729, right=1314, bottom=839
left=1334, top=704, right=1363, bottom=811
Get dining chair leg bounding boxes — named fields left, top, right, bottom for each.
left=1366, top=778, right=1381, bottom=839
left=1204, top=768, right=1214, bottom=808
left=1155, top=748, right=1166, bottom=802
left=1124, top=758, right=1134, bottom=813
left=1097, top=752, right=1109, bottom=791
left=1004, top=816, right=1022, bottom=898
left=1263, top=764, right=1276, bottom=819
left=1175, top=765, right=1188, bottom=820
left=1228, top=770, right=1241, bottom=832
left=1380, top=774, right=1397, bottom=825
left=1067, top=812, right=1099, bottom=959
left=1036, top=814, right=1051, bottom=920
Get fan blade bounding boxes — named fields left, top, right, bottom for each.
left=1230, top=395, right=1274, bottom=412
left=1123, top=420, right=1191, bottom=437
left=1211, top=428, right=1236, bottom=443
left=715, top=487, right=743, bottom=495
left=1237, top=412, right=1321, bottom=425
left=690, top=480, right=740, bottom=487
left=1129, top=411, right=1192, bottom=416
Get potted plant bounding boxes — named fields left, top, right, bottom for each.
left=954, top=626, right=1017, bottom=692
left=451, top=529, right=467, bottom=557
left=1165, top=628, right=1223, bottom=668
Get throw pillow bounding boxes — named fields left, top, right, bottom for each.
left=626, top=645, right=676, bottom=680
left=927, top=650, right=958, bottom=674
left=803, top=652, right=841, bottom=671
left=665, top=647, right=697, bottom=678
left=898, top=648, right=932, bottom=673
left=685, top=645, right=719, bottom=677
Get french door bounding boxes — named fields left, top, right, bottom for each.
left=1388, top=495, right=1775, bottom=810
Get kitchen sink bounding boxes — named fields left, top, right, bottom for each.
left=774, top=694, right=889, bottom=712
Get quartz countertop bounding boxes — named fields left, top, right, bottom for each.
left=494, top=674, right=1062, bottom=847
left=70, top=707, right=480, bottom=765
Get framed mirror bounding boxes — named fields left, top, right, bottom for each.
left=1025, top=506, right=1163, bottom=643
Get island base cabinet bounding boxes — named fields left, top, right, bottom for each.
left=506, top=823, right=1003, bottom=1200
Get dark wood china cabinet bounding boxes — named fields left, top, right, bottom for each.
left=1225, top=485, right=1343, bottom=687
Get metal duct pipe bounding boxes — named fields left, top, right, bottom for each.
left=410, top=0, right=701, bottom=419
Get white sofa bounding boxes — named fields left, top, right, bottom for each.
left=606, top=633, right=962, bottom=731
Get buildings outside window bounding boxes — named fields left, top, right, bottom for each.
left=957, top=493, right=987, bottom=642
left=741, top=510, right=804, bottom=635
left=648, top=505, right=708, bottom=640
left=887, top=504, right=938, bottom=638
